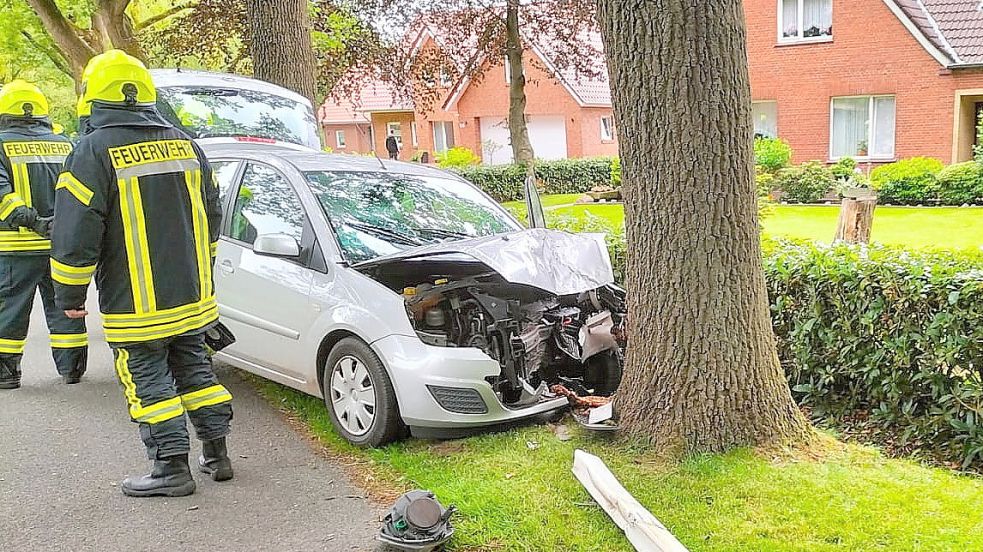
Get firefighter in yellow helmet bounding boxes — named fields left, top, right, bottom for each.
left=51, top=50, right=232, bottom=497
left=0, top=80, right=87, bottom=389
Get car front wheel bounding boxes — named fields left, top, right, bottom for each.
left=322, top=337, right=403, bottom=447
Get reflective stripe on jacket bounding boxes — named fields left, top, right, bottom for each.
left=50, top=105, right=222, bottom=344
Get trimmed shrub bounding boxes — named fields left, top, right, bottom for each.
left=937, top=161, right=983, bottom=205
left=754, top=137, right=793, bottom=172
left=436, top=146, right=480, bottom=169
left=455, top=157, right=615, bottom=201
left=871, top=157, right=944, bottom=205
left=611, top=157, right=621, bottom=187
left=775, top=161, right=835, bottom=203
left=831, top=157, right=857, bottom=181
left=765, top=240, right=983, bottom=468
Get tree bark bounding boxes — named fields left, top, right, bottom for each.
left=93, top=0, right=149, bottom=62
left=596, top=1, right=810, bottom=452
left=246, top=0, right=318, bottom=105
left=505, top=0, right=535, bottom=166
left=834, top=197, right=876, bottom=244
left=24, top=0, right=99, bottom=79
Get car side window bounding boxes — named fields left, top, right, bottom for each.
left=211, top=160, right=241, bottom=210
left=228, top=163, right=305, bottom=246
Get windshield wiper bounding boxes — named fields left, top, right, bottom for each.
left=415, top=228, right=473, bottom=241
left=342, top=221, right=427, bottom=246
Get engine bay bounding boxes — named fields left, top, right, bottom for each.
left=399, top=272, right=627, bottom=407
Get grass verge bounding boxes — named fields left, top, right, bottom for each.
left=253, top=379, right=983, bottom=552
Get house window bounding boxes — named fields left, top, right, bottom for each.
left=752, top=101, right=778, bottom=138
left=600, top=116, right=615, bottom=141
left=504, top=56, right=512, bottom=84
left=433, top=121, right=456, bottom=153
left=779, top=0, right=832, bottom=42
left=335, top=130, right=346, bottom=149
left=411, top=123, right=419, bottom=147
left=830, top=96, right=896, bottom=160
left=386, top=122, right=402, bottom=147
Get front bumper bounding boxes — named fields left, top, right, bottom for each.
left=371, top=334, right=568, bottom=429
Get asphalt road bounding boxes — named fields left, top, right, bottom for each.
left=0, top=297, right=381, bottom=551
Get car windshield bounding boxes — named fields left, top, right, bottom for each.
left=156, top=86, right=320, bottom=148
left=305, top=171, right=521, bottom=264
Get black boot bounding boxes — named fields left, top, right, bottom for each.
left=0, top=355, right=21, bottom=390
left=121, top=455, right=196, bottom=497
left=59, top=349, right=87, bottom=384
left=199, top=437, right=234, bottom=481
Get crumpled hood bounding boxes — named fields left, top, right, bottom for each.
left=355, top=228, right=614, bottom=296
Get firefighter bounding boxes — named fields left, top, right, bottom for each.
left=51, top=50, right=233, bottom=497
left=0, top=80, right=87, bottom=389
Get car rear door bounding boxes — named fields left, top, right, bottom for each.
left=213, top=160, right=320, bottom=383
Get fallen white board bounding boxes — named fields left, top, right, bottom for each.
left=572, top=450, right=689, bottom=552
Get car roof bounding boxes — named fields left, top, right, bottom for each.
left=149, top=68, right=312, bottom=108
left=201, top=144, right=466, bottom=181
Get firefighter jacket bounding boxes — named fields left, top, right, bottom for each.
left=50, top=104, right=222, bottom=345
left=0, top=116, right=72, bottom=255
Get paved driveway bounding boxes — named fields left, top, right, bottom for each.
left=0, top=297, right=381, bottom=551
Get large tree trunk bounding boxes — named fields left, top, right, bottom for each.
left=246, top=0, right=318, bottom=105
left=596, top=1, right=810, bottom=452
left=505, top=0, right=535, bottom=166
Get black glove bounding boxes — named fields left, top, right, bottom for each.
left=30, top=216, right=53, bottom=238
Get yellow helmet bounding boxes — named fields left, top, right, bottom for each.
left=0, top=80, right=49, bottom=117
left=52, top=123, right=64, bottom=134
left=80, top=49, right=156, bottom=112
left=77, top=50, right=116, bottom=118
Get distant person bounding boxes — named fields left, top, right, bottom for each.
left=386, top=129, right=399, bottom=160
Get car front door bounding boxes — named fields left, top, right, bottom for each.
left=214, top=161, right=319, bottom=383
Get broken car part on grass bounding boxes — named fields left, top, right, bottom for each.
left=378, top=489, right=456, bottom=551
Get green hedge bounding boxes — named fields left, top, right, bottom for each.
left=548, top=221, right=983, bottom=468
left=775, top=161, right=836, bottom=203
left=871, top=157, right=944, bottom=205
left=766, top=241, right=983, bottom=468
left=937, top=161, right=983, bottom=205
left=455, top=157, right=616, bottom=201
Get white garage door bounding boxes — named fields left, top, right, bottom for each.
left=479, top=115, right=568, bottom=165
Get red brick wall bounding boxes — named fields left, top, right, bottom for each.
left=322, top=123, right=372, bottom=154
left=744, top=0, right=983, bottom=164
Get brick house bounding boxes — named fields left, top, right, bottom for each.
left=747, top=0, right=983, bottom=164
left=321, top=1, right=983, bottom=165
left=319, top=25, right=615, bottom=164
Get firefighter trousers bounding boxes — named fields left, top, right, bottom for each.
left=112, top=332, right=233, bottom=459
left=0, top=254, right=87, bottom=379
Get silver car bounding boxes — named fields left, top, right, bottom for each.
left=203, top=145, right=627, bottom=446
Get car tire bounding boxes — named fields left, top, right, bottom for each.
left=322, top=337, right=403, bottom=447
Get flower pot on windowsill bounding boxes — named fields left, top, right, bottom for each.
left=858, top=148, right=868, bottom=157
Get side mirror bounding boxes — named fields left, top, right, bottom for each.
left=253, top=233, right=300, bottom=258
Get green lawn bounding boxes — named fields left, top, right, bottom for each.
left=256, top=380, right=983, bottom=552
left=539, top=202, right=983, bottom=252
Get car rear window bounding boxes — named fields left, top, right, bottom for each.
left=156, top=86, right=320, bottom=149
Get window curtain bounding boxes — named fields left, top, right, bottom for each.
left=782, top=0, right=799, bottom=37
left=872, top=97, right=896, bottom=157
left=831, top=97, right=868, bottom=158
left=752, top=102, right=778, bottom=138
left=803, top=0, right=832, bottom=37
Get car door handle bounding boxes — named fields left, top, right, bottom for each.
left=218, top=259, right=235, bottom=274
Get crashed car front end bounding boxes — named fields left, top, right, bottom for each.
left=356, top=229, right=627, bottom=435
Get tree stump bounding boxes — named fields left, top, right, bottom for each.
left=834, top=188, right=877, bottom=244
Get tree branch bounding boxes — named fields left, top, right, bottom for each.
left=20, top=30, right=72, bottom=77
left=134, top=0, right=198, bottom=31
left=24, top=0, right=99, bottom=77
